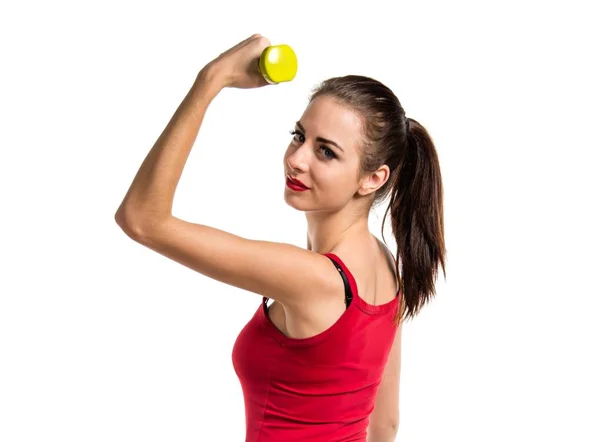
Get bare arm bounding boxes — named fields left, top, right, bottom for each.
left=115, top=67, right=223, bottom=229
left=367, top=322, right=402, bottom=442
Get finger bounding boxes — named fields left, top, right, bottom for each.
left=239, top=33, right=262, bottom=47
left=222, top=33, right=263, bottom=56
left=244, top=33, right=266, bottom=48
left=253, top=35, right=271, bottom=48
left=249, top=35, right=271, bottom=59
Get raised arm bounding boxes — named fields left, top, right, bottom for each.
left=367, top=323, right=402, bottom=442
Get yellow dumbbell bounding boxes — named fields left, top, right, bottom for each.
left=258, top=44, right=298, bottom=84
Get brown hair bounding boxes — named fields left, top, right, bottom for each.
left=309, top=75, right=447, bottom=324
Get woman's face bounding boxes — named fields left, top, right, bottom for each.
left=283, top=95, right=364, bottom=212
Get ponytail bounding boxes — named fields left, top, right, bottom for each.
left=382, top=117, right=446, bottom=324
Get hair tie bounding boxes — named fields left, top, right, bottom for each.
left=405, top=117, right=410, bottom=134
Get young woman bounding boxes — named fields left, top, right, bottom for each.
left=115, top=34, right=446, bottom=442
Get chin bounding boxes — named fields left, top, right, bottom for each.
left=284, top=192, right=309, bottom=211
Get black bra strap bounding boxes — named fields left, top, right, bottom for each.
left=326, top=256, right=353, bottom=309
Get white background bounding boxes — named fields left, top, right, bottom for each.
left=1, top=0, right=598, bottom=441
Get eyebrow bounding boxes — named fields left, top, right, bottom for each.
left=296, top=121, right=344, bottom=153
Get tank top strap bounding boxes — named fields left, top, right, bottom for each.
left=323, top=253, right=353, bottom=309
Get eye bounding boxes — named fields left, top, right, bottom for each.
left=319, top=146, right=336, bottom=160
left=289, top=129, right=337, bottom=160
left=289, top=129, right=304, bottom=143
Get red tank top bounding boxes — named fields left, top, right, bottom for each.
left=231, top=252, right=401, bottom=442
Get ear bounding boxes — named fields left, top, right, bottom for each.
left=358, top=164, right=391, bottom=197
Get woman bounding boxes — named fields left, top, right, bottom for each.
left=115, top=34, right=446, bottom=442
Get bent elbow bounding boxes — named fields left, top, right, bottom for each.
left=114, top=208, right=145, bottom=240
left=367, top=422, right=399, bottom=442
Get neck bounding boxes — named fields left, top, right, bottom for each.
left=305, top=206, right=371, bottom=254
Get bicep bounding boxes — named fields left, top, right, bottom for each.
left=118, top=215, right=338, bottom=308
left=369, top=322, right=402, bottom=431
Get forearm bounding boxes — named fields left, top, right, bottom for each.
left=115, top=66, right=223, bottom=230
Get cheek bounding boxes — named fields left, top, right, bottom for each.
left=320, top=171, right=348, bottom=195
left=331, top=170, right=359, bottom=196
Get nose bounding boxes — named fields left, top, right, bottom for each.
left=285, top=143, right=310, bottom=173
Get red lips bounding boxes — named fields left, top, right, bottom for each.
left=287, top=175, right=309, bottom=189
